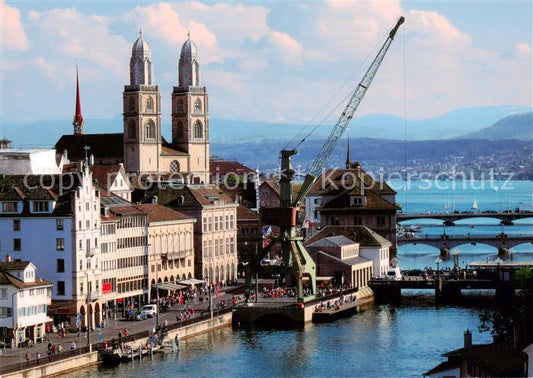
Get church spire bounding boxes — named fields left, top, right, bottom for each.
left=73, top=65, right=84, bottom=136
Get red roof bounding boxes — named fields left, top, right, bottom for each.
left=210, top=160, right=255, bottom=176
left=134, top=203, right=195, bottom=223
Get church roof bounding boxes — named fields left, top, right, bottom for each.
left=55, top=133, right=123, bottom=161
left=132, top=31, right=151, bottom=57
left=180, top=34, right=198, bottom=60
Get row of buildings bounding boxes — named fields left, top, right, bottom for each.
left=0, top=31, right=401, bottom=347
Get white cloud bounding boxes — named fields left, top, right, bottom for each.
left=0, top=0, right=28, bottom=50
left=515, top=42, right=532, bottom=57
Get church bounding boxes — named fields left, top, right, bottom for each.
left=55, top=31, right=210, bottom=184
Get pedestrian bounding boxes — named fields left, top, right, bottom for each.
left=70, top=340, right=76, bottom=351
left=25, top=351, right=31, bottom=366
left=58, top=344, right=63, bottom=353
left=36, top=352, right=41, bottom=365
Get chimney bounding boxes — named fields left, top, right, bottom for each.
left=5, top=254, right=12, bottom=262
left=151, top=196, right=158, bottom=204
left=464, top=329, right=472, bottom=349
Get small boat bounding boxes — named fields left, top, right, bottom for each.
left=472, top=199, right=478, bottom=211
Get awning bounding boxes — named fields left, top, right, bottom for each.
left=152, top=282, right=188, bottom=291
left=178, top=278, right=205, bottom=286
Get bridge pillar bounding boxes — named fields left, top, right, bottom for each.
left=500, top=219, right=514, bottom=226
left=440, top=248, right=450, bottom=258
left=498, top=248, right=509, bottom=259
left=443, top=220, right=455, bottom=226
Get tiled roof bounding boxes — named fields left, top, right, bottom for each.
left=307, top=235, right=355, bottom=248
left=55, top=133, right=123, bottom=160
left=161, top=145, right=188, bottom=156
left=237, top=204, right=260, bottom=220
left=462, top=342, right=525, bottom=377
left=210, top=160, right=255, bottom=176
left=423, top=360, right=459, bottom=376
left=219, top=183, right=257, bottom=209
left=0, top=268, right=52, bottom=289
left=0, top=261, right=31, bottom=270
left=320, top=189, right=401, bottom=211
left=260, top=181, right=280, bottom=195
left=308, top=167, right=396, bottom=196
left=90, top=164, right=124, bottom=189
left=305, top=226, right=392, bottom=247
left=143, top=184, right=236, bottom=209
left=108, top=205, right=146, bottom=216
left=134, top=203, right=195, bottom=223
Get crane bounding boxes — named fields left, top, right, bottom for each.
left=248, top=16, right=405, bottom=303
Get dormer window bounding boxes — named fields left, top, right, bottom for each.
left=350, top=196, right=365, bottom=206
left=2, top=201, right=18, bottom=213
left=33, top=201, right=49, bottom=213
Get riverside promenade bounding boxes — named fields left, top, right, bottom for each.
left=0, top=281, right=246, bottom=376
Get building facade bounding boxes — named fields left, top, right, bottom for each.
left=0, top=260, right=52, bottom=348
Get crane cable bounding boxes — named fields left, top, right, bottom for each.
left=283, top=36, right=386, bottom=152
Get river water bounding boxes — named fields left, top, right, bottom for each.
left=72, top=180, right=531, bottom=377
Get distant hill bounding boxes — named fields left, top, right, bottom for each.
left=457, top=112, right=533, bottom=140
left=1, top=105, right=531, bottom=148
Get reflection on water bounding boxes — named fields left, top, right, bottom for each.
left=71, top=296, right=493, bottom=377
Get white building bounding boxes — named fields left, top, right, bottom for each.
left=305, top=226, right=391, bottom=279
left=0, top=163, right=102, bottom=330
left=0, top=259, right=52, bottom=348
left=0, top=148, right=64, bottom=175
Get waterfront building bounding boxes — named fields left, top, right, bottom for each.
left=305, top=235, right=373, bottom=289
left=99, top=193, right=148, bottom=318
left=423, top=330, right=528, bottom=377
left=305, top=226, right=391, bottom=278
left=133, top=204, right=195, bottom=301
left=236, top=204, right=262, bottom=264
left=141, top=185, right=238, bottom=285
left=0, top=165, right=102, bottom=331
left=304, top=159, right=400, bottom=255
left=0, top=258, right=52, bottom=348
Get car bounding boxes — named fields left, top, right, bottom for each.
left=134, top=310, right=149, bottom=321
left=385, top=266, right=402, bottom=281
left=142, top=304, right=158, bottom=318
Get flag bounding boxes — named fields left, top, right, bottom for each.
left=262, top=225, right=272, bottom=236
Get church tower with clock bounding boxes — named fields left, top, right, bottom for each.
left=123, top=30, right=162, bottom=174
left=171, top=33, right=210, bottom=184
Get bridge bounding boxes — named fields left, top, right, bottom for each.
left=397, top=233, right=532, bottom=257
left=397, top=211, right=533, bottom=225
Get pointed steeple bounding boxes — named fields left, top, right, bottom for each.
left=73, top=65, right=84, bottom=136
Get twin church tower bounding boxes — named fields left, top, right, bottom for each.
left=123, top=31, right=209, bottom=183
left=64, top=31, right=210, bottom=184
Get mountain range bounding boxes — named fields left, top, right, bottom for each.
left=1, top=105, right=531, bottom=148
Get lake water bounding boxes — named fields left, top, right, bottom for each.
left=71, top=180, right=531, bottom=377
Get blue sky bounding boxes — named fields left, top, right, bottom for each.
left=1, top=1, right=531, bottom=131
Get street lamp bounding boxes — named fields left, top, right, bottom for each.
left=434, top=257, right=442, bottom=276
left=509, top=249, right=515, bottom=262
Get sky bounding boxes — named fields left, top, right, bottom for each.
left=1, top=0, right=532, bottom=132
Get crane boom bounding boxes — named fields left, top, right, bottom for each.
left=294, top=16, right=404, bottom=206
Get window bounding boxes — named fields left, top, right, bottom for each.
left=57, top=281, right=65, bottom=296
left=146, top=97, right=153, bottom=111
left=33, top=201, right=49, bottom=212
left=128, top=97, right=135, bottom=111
left=145, top=121, right=155, bottom=140
left=330, top=217, right=339, bottom=226
left=194, top=98, right=202, bottom=113
left=0, top=288, right=6, bottom=299
left=57, top=259, right=65, bottom=273
left=193, top=121, right=203, bottom=139
left=2, top=202, right=18, bottom=213
left=56, top=219, right=64, bottom=231
left=377, top=216, right=386, bottom=226
left=13, top=219, right=20, bottom=231
left=128, top=120, right=136, bottom=139
left=350, top=196, right=365, bottom=206
left=170, top=160, right=180, bottom=173
left=13, top=238, right=21, bottom=251
left=56, top=238, right=65, bottom=251
left=176, top=99, right=184, bottom=113
left=354, top=216, right=363, bottom=225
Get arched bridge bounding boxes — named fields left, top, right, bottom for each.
left=397, top=211, right=533, bottom=225
left=398, top=233, right=532, bottom=256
